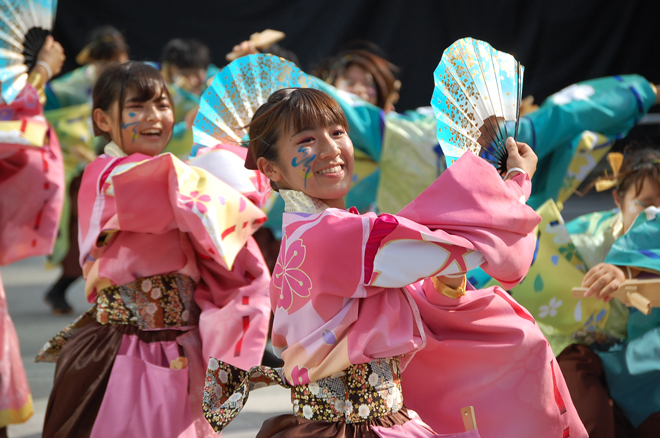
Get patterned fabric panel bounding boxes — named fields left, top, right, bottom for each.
left=202, top=356, right=402, bottom=432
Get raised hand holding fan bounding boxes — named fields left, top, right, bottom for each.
left=0, top=0, right=57, bottom=104
left=432, top=37, right=523, bottom=173
left=191, top=53, right=318, bottom=158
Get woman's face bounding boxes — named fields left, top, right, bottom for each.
left=261, top=123, right=354, bottom=208
left=334, top=64, right=378, bottom=105
left=614, top=176, right=660, bottom=231
left=95, top=88, right=174, bottom=157
left=170, top=65, right=207, bottom=95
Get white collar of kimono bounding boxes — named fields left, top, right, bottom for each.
left=103, top=141, right=128, bottom=158
left=280, top=190, right=329, bottom=214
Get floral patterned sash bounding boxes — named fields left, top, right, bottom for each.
left=36, top=274, right=197, bottom=363
left=96, top=274, right=198, bottom=329
left=203, top=356, right=403, bottom=432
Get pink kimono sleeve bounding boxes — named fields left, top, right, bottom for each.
left=365, top=152, right=540, bottom=290
left=195, top=237, right=271, bottom=370
left=0, top=124, right=64, bottom=266
left=109, top=153, right=267, bottom=270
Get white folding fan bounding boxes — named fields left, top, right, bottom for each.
left=432, top=37, right=524, bottom=173
left=0, top=0, right=57, bottom=104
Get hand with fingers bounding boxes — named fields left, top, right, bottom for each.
left=582, top=263, right=626, bottom=302
left=503, top=137, right=537, bottom=180
left=232, top=40, right=259, bottom=57
left=35, top=35, right=65, bottom=79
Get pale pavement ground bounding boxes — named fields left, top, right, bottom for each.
left=2, top=191, right=614, bottom=438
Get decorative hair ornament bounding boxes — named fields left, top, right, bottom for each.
left=191, top=53, right=318, bottom=164
left=633, top=158, right=660, bottom=171
left=594, top=154, right=660, bottom=192
left=595, top=152, right=624, bottom=192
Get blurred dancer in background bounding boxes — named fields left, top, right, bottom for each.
left=0, top=36, right=66, bottom=438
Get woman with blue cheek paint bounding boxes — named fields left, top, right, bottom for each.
left=40, top=62, right=272, bottom=438
left=93, top=84, right=175, bottom=157
left=258, top=122, right=355, bottom=208
left=202, top=87, right=587, bottom=438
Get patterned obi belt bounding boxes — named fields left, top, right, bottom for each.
left=202, top=357, right=403, bottom=432
left=292, top=357, right=403, bottom=423
left=96, top=274, right=199, bottom=329
left=35, top=274, right=198, bottom=363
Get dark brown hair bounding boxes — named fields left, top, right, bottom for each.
left=326, top=49, right=400, bottom=109
left=160, top=38, right=211, bottom=69
left=85, top=26, right=128, bottom=63
left=615, top=146, right=660, bottom=197
left=247, top=88, right=349, bottom=190
left=92, top=62, right=172, bottom=143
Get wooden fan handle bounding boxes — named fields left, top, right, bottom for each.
left=572, top=286, right=654, bottom=315
left=572, top=287, right=587, bottom=298
left=461, top=406, right=477, bottom=431
left=627, top=291, right=652, bottom=315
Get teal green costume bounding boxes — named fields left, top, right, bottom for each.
left=597, top=207, right=660, bottom=428
left=378, top=74, right=656, bottom=214
left=43, top=66, right=98, bottom=266
left=164, top=64, right=221, bottom=160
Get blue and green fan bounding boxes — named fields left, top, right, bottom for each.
left=0, top=0, right=57, bottom=104
left=191, top=53, right=318, bottom=158
left=432, top=37, right=523, bottom=173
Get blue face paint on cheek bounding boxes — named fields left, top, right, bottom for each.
left=128, top=112, right=136, bottom=118
left=121, top=121, right=140, bottom=144
left=291, top=146, right=316, bottom=188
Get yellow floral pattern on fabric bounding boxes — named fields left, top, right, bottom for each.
left=105, top=153, right=266, bottom=270
left=482, top=200, right=613, bottom=355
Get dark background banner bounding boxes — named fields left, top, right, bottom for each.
left=53, top=0, right=660, bottom=112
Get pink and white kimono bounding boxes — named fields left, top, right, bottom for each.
left=0, top=85, right=65, bottom=428
left=203, top=152, right=587, bottom=437
left=40, top=145, right=271, bottom=438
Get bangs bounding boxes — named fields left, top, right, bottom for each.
left=123, top=63, right=170, bottom=103
left=279, top=88, right=348, bottom=136
left=617, top=146, right=660, bottom=197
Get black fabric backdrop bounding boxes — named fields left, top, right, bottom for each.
left=52, top=0, right=660, bottom=112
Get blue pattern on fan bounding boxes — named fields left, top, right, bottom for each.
left=191, top=53, right=318, bottom=158
left=0, top=0, right=57, bottom=104
left=431, top=37, right=523, bottom=172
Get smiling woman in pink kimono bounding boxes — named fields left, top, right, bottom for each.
left=201, top=88, right=587, bottom=438
left=38, top=62, right=272, bottom=438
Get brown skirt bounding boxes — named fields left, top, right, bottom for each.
left=256, top=406, right=413, bottom=438
left=42, top=322, right=182, bottom=438
left=556, top=343, right=635, bottom=438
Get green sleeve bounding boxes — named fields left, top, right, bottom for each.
left=522, top=75, right=656, bottom=160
